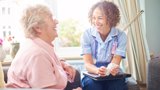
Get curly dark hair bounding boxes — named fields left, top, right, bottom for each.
left=88, top=1, right=120, bottom=27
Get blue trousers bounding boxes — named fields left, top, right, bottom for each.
left=82, top=76, right=128, bottom=90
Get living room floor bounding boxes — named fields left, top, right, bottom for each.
left=139, top=83, right=146, bottom=90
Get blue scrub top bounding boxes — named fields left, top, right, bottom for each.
left=81, top=27, right=127, bottom=66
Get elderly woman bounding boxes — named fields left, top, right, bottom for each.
left=81, top=1, right=128, bottom=90
left=6, top=4, right=81, bottom=90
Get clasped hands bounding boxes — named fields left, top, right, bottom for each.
left=96, top=63, right=119, bottom=77
left=61, top=60, right=76, bottom=82
left=61, top=61, right=82, bottom=90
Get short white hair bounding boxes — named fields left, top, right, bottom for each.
left=21, top=4, right=52, bottom=38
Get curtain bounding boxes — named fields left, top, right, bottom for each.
left=103, top=0, right=150, bottom=83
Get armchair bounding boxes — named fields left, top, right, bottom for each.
left=147, top=56, right=160, bottom=90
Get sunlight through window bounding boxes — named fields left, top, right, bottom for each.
left=0, top=0, right=100, bottom=60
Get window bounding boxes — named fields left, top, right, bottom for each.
left=0, top=0, right=100, bottom=60
left=55, top=0, right=100, bottom=59
left=57, top=0, right=99, bottom=47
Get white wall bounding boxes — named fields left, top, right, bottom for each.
left=145, top=0, right=160, bottom=57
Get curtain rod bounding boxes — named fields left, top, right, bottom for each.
left=123, top=10, right=144, bottom=31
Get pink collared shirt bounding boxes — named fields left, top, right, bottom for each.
left=6, top=38, right=67, bottom=90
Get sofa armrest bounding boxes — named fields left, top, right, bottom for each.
left=3, top=66, right=9, bottom=83
left=147, top=57, right=160, bottom=90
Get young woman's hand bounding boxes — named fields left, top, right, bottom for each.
left=96, top=66, right=107, bottom=77
left=107, top=63, right=119, bottom=76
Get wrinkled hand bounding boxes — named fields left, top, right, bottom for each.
left=62, top=62, right=76, bottom=82
left=107, top=63, right=119, bottom=76
left=66, top=66, right=76, bottom=81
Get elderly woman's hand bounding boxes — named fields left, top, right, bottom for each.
left=61, top=60, right=76, bottom=82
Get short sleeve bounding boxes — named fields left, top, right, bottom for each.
left=116, top=32, right=127, bottom=58
left=80, top=30, right=92, bottom=55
